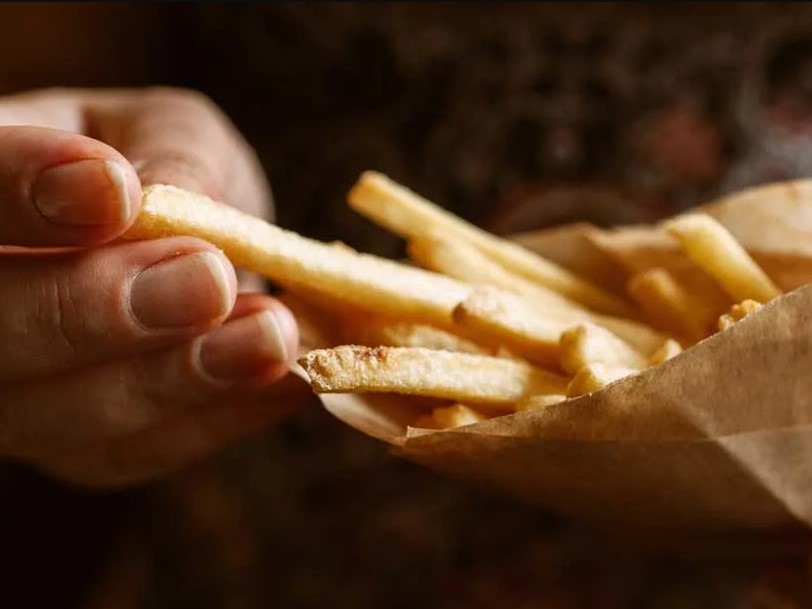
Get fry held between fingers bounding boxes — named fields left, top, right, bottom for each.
left=119, top=174, right=787, bottom=429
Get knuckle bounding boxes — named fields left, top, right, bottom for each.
left=135, top=149, right=219, bottom=192
left=141, top=86, right=223, bottom=119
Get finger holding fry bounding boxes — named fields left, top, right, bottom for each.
left=124, top=174, right=786, bottom=444
left=128, top=185, right=471, bottom=328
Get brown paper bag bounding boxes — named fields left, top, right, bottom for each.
left=303, top=284, right=812, bottom=554
left=292, top=181, right=812, bottom=553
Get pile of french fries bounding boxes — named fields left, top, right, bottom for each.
left=127, top=172, right=783, bottom=431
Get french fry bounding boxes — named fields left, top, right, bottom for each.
left=348, top=172, right=635, bottom=316
left=718, top=313, right=737, bottom=332
left=588, top=225, right=682, bottom=274
left=452, top=287, right=570, bottom=366
left=647, top=339, right=683, bottom=366
left=558, top=324, right=646, bottom=375
left=588, top=226, right=733, bottom=317
left=298, top=346, right=568, bottom=407
left=566, top=364, right=637, bottom=397
left=452, top=286, right=666, bottom=366
left=584, top=314, right=668, bottom=355
left=340, top=313, right=492, bottom=355
left=510, top=222, right=629, bottom=294
left=431, top=404, right=488, bottom=428
left=408, top=235, right=584, bottom=312
left=328, top=240, right=358, bottom=254
left=127, top=184, right=471, bottom=327
left=408, top=235, right=666, bottom=353
left=664, top=213, right=782, bottom=303
left=717, top=300, right=763, bottom=332
left=627, top=268, right=716, bottom=341
left=515, top=394, right=568, bottom=411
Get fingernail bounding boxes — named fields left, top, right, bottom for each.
left=198, top=310, right=290, bottom=381
left=130, top=251, right=233, bottom=330
left=33, top=159, right=132, bottom=226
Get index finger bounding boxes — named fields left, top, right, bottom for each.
left=85, top=87, right=272, bottom=222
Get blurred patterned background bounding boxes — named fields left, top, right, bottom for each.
left=1, top=3, right=812, bottom=608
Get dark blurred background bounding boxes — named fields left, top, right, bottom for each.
left=1, top=3, right=812, bottom=608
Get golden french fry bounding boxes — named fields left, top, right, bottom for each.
left=510, top=222, right=629, bottom=294
left=348, top=172, right=635, bottom=316
left=408, top=236, right=665, bottom=353
left=566, top=364, right=637, bottom=397
left=127, top=185, right=470, bottom=327
left=701, top=181, right=812, bottom=290
left=340, top=313, right=492, bottom=355
left=588, top=226, right=733, bottom=313
left=536, top=310, right=667, bottom=356
left=647, top=339, right=683, bottom=366
left=718, top=314, right=738, bottom=331
left=298, top=346, right=568, bottom=407
left=664, top=213, right=781, bottom=303
left=515, top=394, right=568, bottom=411
left=717, top=299, right=763, bottom=332
left=558, top=324, right=646, bottom=375
left=588, top=225, right=681, bottom=274
left=408, top=235, right=584, bottom=311
left=584, top=314, right=667, bottom=355
left=328, top=240, right=358, bottom=254
left=452, top=287, right=569, bottom=366
left=431, top=404, right=488, bottom=428
left=627, top=267, right=717, bottom=341
left=452, top=286, right=666, bottom=366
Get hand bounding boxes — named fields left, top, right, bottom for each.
left=0, top=88, right=301, bottom=488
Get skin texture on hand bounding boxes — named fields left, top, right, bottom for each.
left=0, top=88, right=302, bottom=488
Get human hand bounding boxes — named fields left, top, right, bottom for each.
left=0, top=88, right=301, bottom=488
